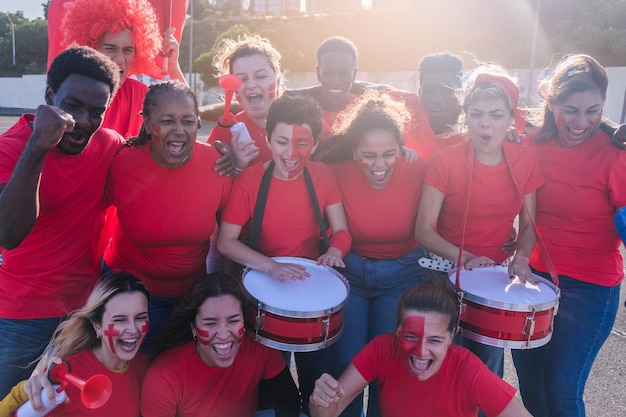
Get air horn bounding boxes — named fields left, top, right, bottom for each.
left=218, top=74, right=243, bottom=127
left=15, top=361, right=112, bottom=417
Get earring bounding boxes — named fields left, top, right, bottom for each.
left=96, top=332, right=102, bottom=339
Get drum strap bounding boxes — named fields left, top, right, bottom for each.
left=247, top=161, right=275, bottom=251
left=503, top=148, right=559, bottom=286
left=303, top=168, right=331, bottom=253
left=454, top=144, right=475, bottom=290
left=247, top=162, right=330, bottom=254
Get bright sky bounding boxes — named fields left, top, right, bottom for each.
left=1, top=0, right=46, bottom=20
left=1, top=0, right=373, bottom=20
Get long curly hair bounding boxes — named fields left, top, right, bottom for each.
left=316, top=90, right=410, bottom=163
left=61, top=0, right=162, bottom=76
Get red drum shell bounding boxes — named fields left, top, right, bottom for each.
left=242, top=257, right=349, bottom=352
left=450, top=266, right=560, bottom=349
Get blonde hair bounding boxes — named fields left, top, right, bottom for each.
left=212, top=34, right=282, bottom=78
left=42, top=272, right=149, bottom=362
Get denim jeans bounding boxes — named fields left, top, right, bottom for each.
left=0, top=317, right=64, bottom=398
left=511, top=274, right=620, bottom=417
left=140, top=294, right=182, bottom=355
left=330, top=246, right=429, bottom=417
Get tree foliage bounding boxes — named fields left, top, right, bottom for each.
left=0, top=12, right=47, bottom=76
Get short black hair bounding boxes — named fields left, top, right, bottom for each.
left=418, top=52, right=462, bottom=81
left=266, top=95, right=323, bottom=143
left=47, top=46, right=120, bottom=96
left=317, top=36, right=357, bottom=64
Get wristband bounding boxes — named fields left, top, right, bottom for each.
left=329, top=229, right=352, bottom=257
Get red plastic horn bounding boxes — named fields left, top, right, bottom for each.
left=218, top=74, right=243, bottom=126
left=48, top=361, right=112, bottom=409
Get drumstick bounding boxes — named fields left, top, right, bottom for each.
left=161, top=0, right=172, bottom=80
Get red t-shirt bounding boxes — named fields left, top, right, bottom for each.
left=141, top=338, right=285, bottom=417
left=388, top=90, right=465, bottom=160
left=0, top=115, right=124, bottom=318
left=319, top=92, right=359, bottom=142
left=424, top=141, right=544, bottom=263
left=353, top=334, right=516, bottom=417
left=207, top=111, right=271, bottom=165
left=104, top=141, right=231, bottom=297
left=221, top=161, right=342, bottom=259
left=101, top=78, right=147, bottom=139
left=48, top=349, right=149, bottom=417
left=528, top=131, right=626, bottom=286
left=331, top=158, right=426, bottom=258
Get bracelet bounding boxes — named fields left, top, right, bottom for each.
left=233, top=166, right=244, bottom=177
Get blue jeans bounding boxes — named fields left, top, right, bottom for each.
left=140, top=294, right=181, bottom=355
left=511, top=274, right=620, bottom=417
left=330, top=246, right=429, bottom=417
left=0, top=317, right=64, bottom=398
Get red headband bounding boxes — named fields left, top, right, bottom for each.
left=474, top=73, right=520, bottom=109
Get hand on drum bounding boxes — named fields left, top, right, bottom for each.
left=507, top=256, right=541, bottom=284
left=317, top=247, right=345, bottom=268
left=310, top=373, right=345, bottom=408
left=268, top=260, right=310, bottom=282
left=463, top=255, right=495, bottom=271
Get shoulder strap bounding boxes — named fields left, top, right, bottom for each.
left=304, top=166, right=330, bottom=253
left=247, top=162, right=275, bottom=251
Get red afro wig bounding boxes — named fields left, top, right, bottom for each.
left=61, top=0, right=162, bottom=76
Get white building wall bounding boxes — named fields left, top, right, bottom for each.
left=2, top=68, right=626, bottom=122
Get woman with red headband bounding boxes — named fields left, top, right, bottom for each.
left=414, top=66, right=544, bottom=380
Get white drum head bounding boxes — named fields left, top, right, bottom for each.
left=451, top=266, right=558, bottom=307
left=243, top=257, right=348, bottom=313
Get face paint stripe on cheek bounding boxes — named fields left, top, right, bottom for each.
left=398, top=315, right=426, bottom=357
left=103, top=324, right=121, bottom=354
left=196, top=328, right=211, bottom=346
left=268, top=82, right=277, bottom=101
left=286, top=125, right=314, bottom=179
left=141, top=321, right=149, bottom=335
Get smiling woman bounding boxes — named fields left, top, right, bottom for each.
left=141, top=273, right=301, bottom=417
left=309, top=278, right=532, bottom=417
left=103, top=81, right=232, bottom=355
left=2, top=272, right=151, bottom=417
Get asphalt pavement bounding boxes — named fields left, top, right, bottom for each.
left=0, top=114, right=624, bottom=416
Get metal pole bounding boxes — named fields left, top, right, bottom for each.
left=2, top=13, right=15, bottom=66
left=527, top=0, right=542, bottom=103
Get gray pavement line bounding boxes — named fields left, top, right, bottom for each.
left=611, top=327, right=626, bottom=338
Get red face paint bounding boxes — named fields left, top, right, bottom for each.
left=141, top=320, right=149, bottom=335
left=103, top=323, right=121, bottom=354
left=237, top=325, right=245, bottom=344
left=268, top=82, right=277, bottom=101
left=196, top=327, right=211, bottom=346
left=286, top=125, right=314, bottom=179
left=397, top=315, right=426, bottom=358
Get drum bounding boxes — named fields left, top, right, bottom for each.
left=450, top=266, right=560, bottom=349
left=242, top=257, right=349, bottom=352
